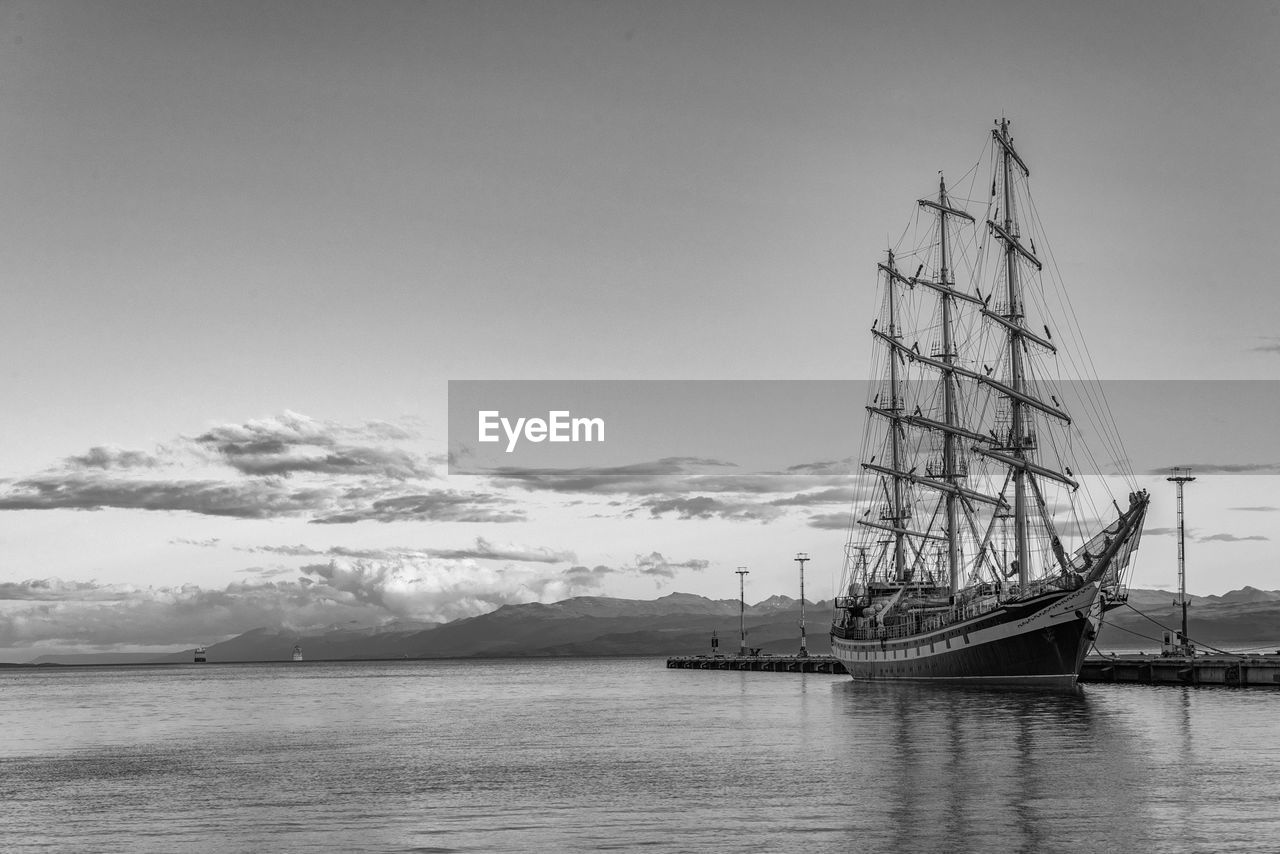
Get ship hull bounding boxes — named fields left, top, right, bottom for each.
left=831, top=581, right=1100, bottom=689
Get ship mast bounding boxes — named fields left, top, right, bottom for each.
left=864, top=230, right=1011, bottom=583
left=919, top=174, right=974, bottom=594
left=839, top=119, right=1147, bottom=631
left=884, top=250, right=908, bottom=582
left=996, top=118, right=1031, bottom=589
left=861, top=126, right=1081, bottom=593
left=940, top=179, right=959, bottom=594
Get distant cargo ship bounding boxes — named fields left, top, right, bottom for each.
left=292, top=644, right=303, bottom=662
left=193, top=647, right=207, bottom=663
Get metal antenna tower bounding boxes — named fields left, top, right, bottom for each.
left=795, top=553, right=809, bottom=657
left=736, top=567, right=750, bottom=656
left=1167, top=467, right=1196, bottom=655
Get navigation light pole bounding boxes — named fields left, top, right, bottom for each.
left=795, top=553, right=809, bottom=657
left=1167, top=467, right=1196, bottom=656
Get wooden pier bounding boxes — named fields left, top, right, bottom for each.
left=1080, top=653, right=1280, bottom=687
left=667, top=654, right=847, bottom=674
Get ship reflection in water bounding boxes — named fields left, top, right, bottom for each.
left=829, top=681, right=1261, bottom=853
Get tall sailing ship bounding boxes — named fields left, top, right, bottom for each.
left=830, top=120, right=1149, bottom=688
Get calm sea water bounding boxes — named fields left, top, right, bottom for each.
left=2, top=658, right=1277, bottom=853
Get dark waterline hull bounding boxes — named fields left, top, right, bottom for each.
left=831, top=582, right=1100, bottom=689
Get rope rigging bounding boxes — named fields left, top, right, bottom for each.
left=1099, top=600, right=1252, bottom=660
left=839, top=124, right=1146, bottom=608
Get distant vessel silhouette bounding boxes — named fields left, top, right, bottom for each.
left=193, top=647, right=207, bottom=663
left=292, top=644, right=303, bottom=662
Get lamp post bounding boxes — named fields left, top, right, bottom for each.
left=1167, top=467, right=1196, bottom=656
left=795, top=553, right=809, bottom=657
left=736, top=567, right=749, bottom=656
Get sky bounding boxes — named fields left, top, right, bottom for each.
left=1, top=0, right=1279, bottom=660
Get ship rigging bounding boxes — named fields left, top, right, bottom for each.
left=830, top=120, right=1149, bottom=687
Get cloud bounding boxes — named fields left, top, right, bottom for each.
left=807, top=512, right=853, bottom=530
left=0, top=413, right=527, bottom=524
left=423, top=538, right=574, bottom=563
left=641, top=495, right=786, bottom=522
left=170, top=537, right=221, bottom=548
left=0, top=578, right=131, bottom=602
left=552, top=554, right=709, bottom=590
left=194, top=411, right=431, bottom=479
left=1146, top=527, right=1267, bottom=543
left=65, top=446, right=161, bottom=470
left=497, top=469, right=853, bottom=499
left=561, top=565, right=617, bottom=590
left=785, top=458, right=859, bottom=475
left=0, top=544, right=713, bottom=654
left=298, top=556, right=605, bottom=622
left=767, top=487, right=864, bottom=507
left=631, top=552, right=709, bottom=578
left=638, top=487, right=861, bottom=522
left=1230, top=506, right=1280, bottom=512
left=486, top=456, right=864, bottom=523
left=1147, top=463, right=1280, bottom=475
left=244, top=537, right=575, bottom=564
left=311, top=491, right=525, bottom=524
left=1250, top=338, right=1280, bottom=354
left=489, top=457, right=741, bottom=495
left=235, top=566, right=297, bottom=579
left=0, top=556, right=609, bottom=654
left=0, top=576, right=371, bottom=649
left=0, top=474, right=338, bottom=518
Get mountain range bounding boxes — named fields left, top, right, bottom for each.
left=20, top=587, right=1280, bottom=665
left=1099, top=586, right=1280, bottom=652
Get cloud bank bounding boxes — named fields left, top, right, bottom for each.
left=0, top=412, right=523, bottom=524
left=241, top=537, right=577, bottom=564
left=3, top=433, right=871, bottom=529
left=0, top=546, right=709, bottom=656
